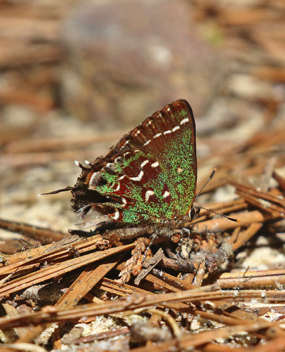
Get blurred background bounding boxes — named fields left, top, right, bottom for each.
left=0, top=0, right=285, bottom=249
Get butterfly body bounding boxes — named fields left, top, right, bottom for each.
left=71, top=99, right=197, bottom=236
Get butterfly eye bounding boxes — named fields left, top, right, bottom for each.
left=188, top=207, right=196, bottom=220
left=105, top=163, right=116, bottom=175
left=89, top=171, right=107, bottom=187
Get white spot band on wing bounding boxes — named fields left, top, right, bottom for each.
left=151, top=162, right=159, bottom=168
left=130, top=170, right=144, bottom=181
left=180, top=117, right=189, bottom=125
left=172, top=126, right=180, bottom=132
left=163, top=191, right=170, bottom=198
left=145, top=190, right=155, bottom=201
left=112, top=209, right=120, bottom=220
left=140, top=160, right=149, bottom=168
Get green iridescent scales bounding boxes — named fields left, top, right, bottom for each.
left=93, top=102, right=197, bottom=224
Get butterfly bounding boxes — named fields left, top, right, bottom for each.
left=46, top=100, right=197, bottom=239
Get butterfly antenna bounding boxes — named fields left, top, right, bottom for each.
left=194, top=169, right=239, bottom=223
left=194, top=169, right=216, bottom=201
left=194, top=205, right=239, bottom=222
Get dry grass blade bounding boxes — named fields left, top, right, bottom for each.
left=0, top=218, right=70, bottom=244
